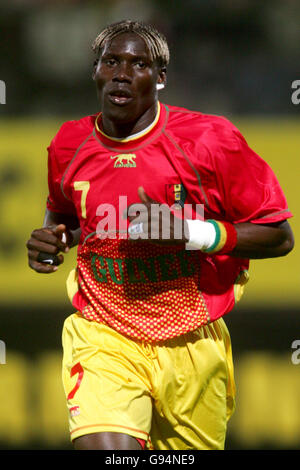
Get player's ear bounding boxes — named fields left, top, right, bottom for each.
left=92, top=59, right=99, bottom=81
left=156, top=66, right=167, bottom=91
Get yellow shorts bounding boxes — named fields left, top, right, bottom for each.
left=62, top=313, right=235, bottom=450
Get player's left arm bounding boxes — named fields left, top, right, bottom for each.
left=127, top=187, right=294, bottom=260
left=230, top=220, right=294, bottom=259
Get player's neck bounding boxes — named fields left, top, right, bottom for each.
left=101, top=102, right=158, bottom=139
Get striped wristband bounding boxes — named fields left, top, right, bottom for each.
left=186, top=219, right=237, bottom=254
left=203, top=219, right=237, bottom=254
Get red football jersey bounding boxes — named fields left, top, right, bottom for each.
left=47, top=102, right=292, bottom=342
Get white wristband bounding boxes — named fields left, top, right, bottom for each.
left=185, top=219, right=216, bottom=250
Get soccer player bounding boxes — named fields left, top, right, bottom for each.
left=26, top=20, right=294, bottom=450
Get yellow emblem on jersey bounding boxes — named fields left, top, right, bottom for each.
left=166, top=183, right=187, bottom=208
left=111, top=154, right=136, bottom=168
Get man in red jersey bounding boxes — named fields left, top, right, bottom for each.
left=27, top=20, right=294, bottom=450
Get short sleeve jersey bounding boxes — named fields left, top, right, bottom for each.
left=47, top=102, right=292, bottom=342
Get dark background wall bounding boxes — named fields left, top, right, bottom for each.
left=1, top=0, right=300, bottom=118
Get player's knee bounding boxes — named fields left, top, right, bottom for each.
left=73, top=431, right=143, bottom=450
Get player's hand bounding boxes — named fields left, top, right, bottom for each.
left=125, top=187, right=189, bottom=245
left=26, top=224, right=72, bottom=273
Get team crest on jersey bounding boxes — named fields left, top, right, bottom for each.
left=165, top=183, right=187, bottom=209
left=111, top=153, right=136, bottom=168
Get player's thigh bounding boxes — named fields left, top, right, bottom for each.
left=151, top=319, right=235, bottom=450
left=62, top=313, right=153, bottom=446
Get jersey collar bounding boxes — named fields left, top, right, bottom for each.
left=94, top=102, right=169, bottom=150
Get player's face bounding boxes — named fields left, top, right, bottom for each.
left=93, top=32, right=164, bottom=129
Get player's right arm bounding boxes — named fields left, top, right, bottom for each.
left=26, top=208, right=81, bottom=274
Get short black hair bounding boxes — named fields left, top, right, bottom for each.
left=92, top=19, right=170, bottom=68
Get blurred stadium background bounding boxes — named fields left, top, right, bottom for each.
left=0, top=0, right=299, bottom=450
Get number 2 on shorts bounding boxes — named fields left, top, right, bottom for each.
left=67, top=362, right=84, bottom=400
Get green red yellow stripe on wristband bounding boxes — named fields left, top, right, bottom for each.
left=204, top=220, right=237, bottom=254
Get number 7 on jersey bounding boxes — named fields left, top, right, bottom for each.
left=74, top=181, right=90, bottom=219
